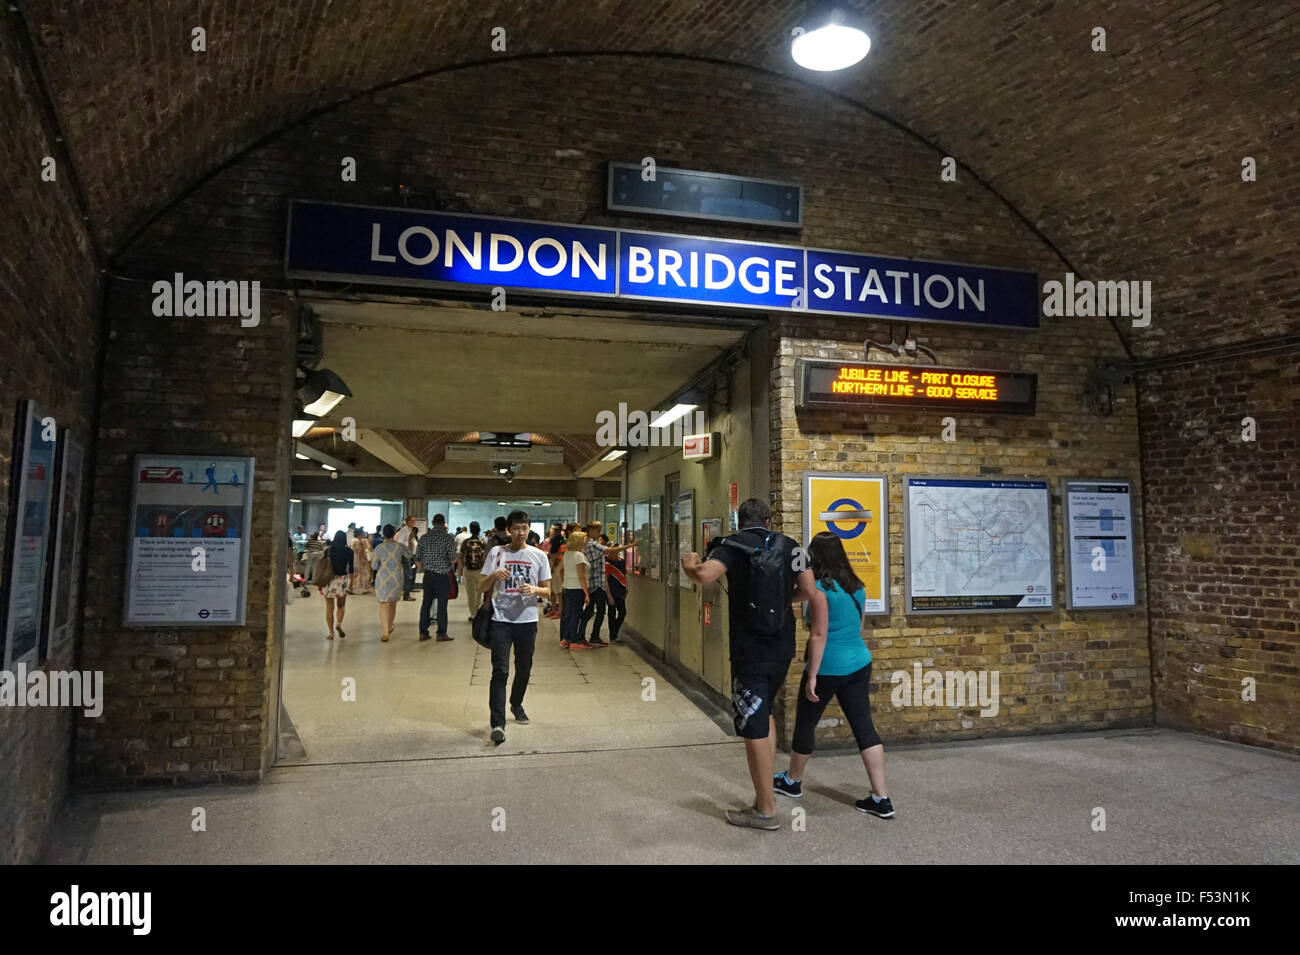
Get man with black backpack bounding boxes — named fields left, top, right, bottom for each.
left=681, top=497, right=827, bottom=831
left=458, top=521, right=488, bottom=622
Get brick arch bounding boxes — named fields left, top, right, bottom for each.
left=25, top=2, right=1296, bottom=360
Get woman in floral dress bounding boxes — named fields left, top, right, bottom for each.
left=370, top=523, right=404, bottom=641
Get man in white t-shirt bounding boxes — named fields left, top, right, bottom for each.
left=478, top=509, right=551, bottom=744
left=454, top=526, right=471, bottom=551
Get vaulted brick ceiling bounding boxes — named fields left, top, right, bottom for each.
left=25, top=1, right=1299, bottom=358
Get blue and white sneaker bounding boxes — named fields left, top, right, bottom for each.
left=773, top=770, right=803, bottom=798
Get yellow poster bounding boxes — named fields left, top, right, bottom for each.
left=802, top=472, right=889, bottom=614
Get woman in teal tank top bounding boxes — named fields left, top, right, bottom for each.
left=775, top=532, right=894, bottom=818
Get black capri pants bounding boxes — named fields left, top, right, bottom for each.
left=791, top=662, right=882, bottom=755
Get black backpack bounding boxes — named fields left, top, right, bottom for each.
left=719, top=532, right=790, bottom=636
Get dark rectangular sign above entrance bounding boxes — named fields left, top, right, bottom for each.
left=796, top=359, right=1037, bottom=415
left=285, top=200, right=1039, bottom=329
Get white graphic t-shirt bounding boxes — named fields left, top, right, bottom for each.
left=482, top=544, right=551, bottom=624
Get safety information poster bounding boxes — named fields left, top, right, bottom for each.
left=802, top=472, right=889, bottom=614
left=904, top=476, right=1053, bottom=613
left=1062, top=478, right=1137, bottom=609
left=124, top=455, right=255, bottom=626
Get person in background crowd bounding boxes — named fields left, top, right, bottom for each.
left=526, top=529, right=540, bottom=546
left=579, top=520, right=636, bottom=647
left=417, top=513, right=458, bottom=642
left=455, top=525, right=471, bottom=551
left=370, top=524, right=404, bottom=642
left=370, top=526, right=383, bottom=550
left=458, top=521, right=487, bottom=622
left=774, top=531, right=893, bottom=818
left=320, top=530, right=354, bottom=640
left=488, top=515, right=511, bottom=548
left=395, top=516, right=418, bottom=601
left=478, top=509, right=552, bottom=744
left=304, top=532, right=326, bottom=582
left=350, top=528, right=371, bottom=594
left=560, top=529, right=592, bottom=650
left=545, top=522, right=566, bottom=619
left=293, top=525, right=307, bottom=552
left=681, top=497, right=827, bottom=831
left=605, top=540, right=629, bottom=645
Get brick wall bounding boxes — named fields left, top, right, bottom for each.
left=74, top=281, right=295, bottom=788
left=0, top=17, right=100, bottom=862
left=769, top=310, right=1150, bottom=746
left=1141, top=349, right=1300, bottom=754
left=82, top=53, right=1154, bottom=783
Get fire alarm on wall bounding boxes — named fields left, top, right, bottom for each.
left=683, top=432, right=720, bottom=461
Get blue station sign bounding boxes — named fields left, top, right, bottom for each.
left=286, top=200, right=1038, bottom=329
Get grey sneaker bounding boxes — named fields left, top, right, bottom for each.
left=490, top=726, right=505, bottom=745
left=723, top=807, right=780, bottom=831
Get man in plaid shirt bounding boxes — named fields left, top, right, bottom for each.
left=416, top=514, right=459, bottom=641
left=578, top=521, right=636, bottom=646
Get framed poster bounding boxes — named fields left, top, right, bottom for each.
left=647, top=496, right=662, bottom=580
left=631, top=499, right=649, bottom=574
left=802, top=472, right=889, bottom=615
left=124, top=454, right=256, bottom=626
left=676, top=490, right=694, bottom=590
left=904, top=476, right=1054, bottom=614
left=1062, top=478, right=1138, bottom=609
left=46, top=433, right=87, bottom=655
left=4, top=401, right=58, bottom=669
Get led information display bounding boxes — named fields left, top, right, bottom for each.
left=796, top=359, right=1037, bottom=415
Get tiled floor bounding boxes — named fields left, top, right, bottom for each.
left=279, top=587, right=730, bottom=763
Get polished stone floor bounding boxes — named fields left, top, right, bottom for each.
left=46, top=727, right=1300, bottom=864
left=277, top=585, right=732, bottom=764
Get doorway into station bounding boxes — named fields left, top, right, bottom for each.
left=277, top=294, right=759, bottom=765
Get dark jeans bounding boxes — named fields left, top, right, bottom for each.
left=579, top=587, right=607, bottom=640
left=606, top=591, right=627, bottom=638
left=419, top=571, right=450, bottom=635
left=560, top=588, right=586, bottom=643
left=401, top=554, right=414, bottom=598
left=489, top=620, right=537, bottom=728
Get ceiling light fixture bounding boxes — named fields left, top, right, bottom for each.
left=295, top=452, right=309, bottom=460
left=601, top=449, right=628, bottom=461
left=292, top=418, right=317, bottom=438
left=791, top=1, right=871, bottom=72
left=297, top=368, right=353, bottom=417
left=648, top=403, right=698, bottom=429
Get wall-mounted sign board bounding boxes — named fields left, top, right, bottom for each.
left=1062, top=478, right=1138, bottom=609
left=797, top=359, right=1037, bottom=415
left=286, top=200, right=1039, bottom=330
left=904, top=476, right=1054, bottom=614
left=124, top=455, right=255, bottom=627
left=802, top=472, right=889, bottom=615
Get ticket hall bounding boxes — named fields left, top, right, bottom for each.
left=2, top=1, right=1296, bottom=869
